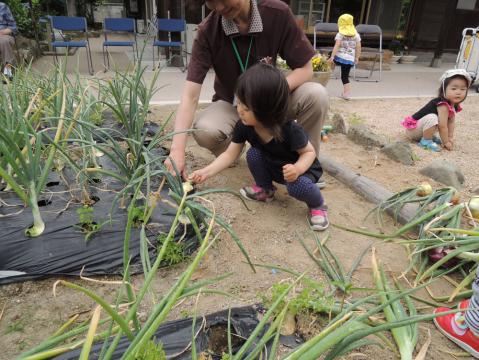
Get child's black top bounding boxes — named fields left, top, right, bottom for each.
left=412, top=97, right=461, bottom=120
left=231, top=120, right=323, bottom=182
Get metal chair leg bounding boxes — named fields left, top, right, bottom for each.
left=86, top=45, right=94, bottom=75
left=152, top=45, right=155, bottom=70
left=102, top=46, right=108, bottom=71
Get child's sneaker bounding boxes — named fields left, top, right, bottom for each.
left=432, top=134, right=442, bottom=145
left=316, top=178, right=326, bottom=189
left=310, top=207, right=329, bottom=231
left=419, top=137, right=441, bottom=152
left=458, top=299, right=470, bottom=311
left=433, top=307, right=479, bottom=358
left=240, top=185, right=275, bottom=202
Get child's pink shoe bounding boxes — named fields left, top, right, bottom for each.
left=433, top=307, right=479, bottom=358
left=310, top=208, right=329, bottom=231
left=240, top=184, right=275, bottom=202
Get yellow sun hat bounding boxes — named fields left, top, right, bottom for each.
left=338, top=14, right=356, bottom=37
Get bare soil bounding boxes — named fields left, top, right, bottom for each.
left=1, top=99, right=476, bottom=359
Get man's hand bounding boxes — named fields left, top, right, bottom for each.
left=189, top=168, right=210, bottom=184
left=283, top=164, right=300, bottom=183
left=0, top=28, right=12, bottom=36
left=164, top=149, right=186, bottom=179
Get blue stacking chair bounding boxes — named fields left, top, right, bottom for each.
left=50, top=16, right=94, bottom=75
left=153, top=18, right=187, bottom=71
left=102, top=18, right=137, bottom=70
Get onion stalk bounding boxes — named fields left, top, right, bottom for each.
left=372, top=249, right=417, bottom=360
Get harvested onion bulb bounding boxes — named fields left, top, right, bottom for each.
left=468, top=196, right=479, bottom=219
left=416, top=182, right=433, bottom=197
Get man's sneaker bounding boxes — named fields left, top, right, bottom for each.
left=316, top=178, right=326, bottom=189
left=419, top=137, right=441, bottom=152
left=310, top=207, right=329, bottom=231
left=3, top=65, right=12, bottom=79
left=240, top=184, right=275, bottom=202
left=433, top=307, right=479, bottom=358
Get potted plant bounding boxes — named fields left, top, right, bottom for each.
left=399, top=37, right=417, bottom=64
left=388, top=38, right=403, bottom=63
left=276, top=54, right=331, bottom=86
left=311, top=54, right=331, bottom=86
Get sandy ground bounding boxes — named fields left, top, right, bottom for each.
left=329, top=96, right=479, bottom=196
left=0, top=100, right=476, bottom=359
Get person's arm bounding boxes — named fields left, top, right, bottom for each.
left=355, top=41, right=361, bottom=63
left=1, top=4, right=17, bottom=35
left=437, top=105, right=452, bottom=150
left=286, top=59, right=313, bottom=91
left=283, top=141, right=316, bottom=182
left=327, top=39, right=341, bottom=64
left=164, top=81, right=202, bottom=178
left=447, top=116, right=455, bottom=144
left=189, top=142, right=244, bottom=183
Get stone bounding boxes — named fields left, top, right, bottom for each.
left=419, top=160, right=465, bottom=189
left=381, top=142, right=415, bottom=165
left=347, top=124, right=387, bottom=148
left=331, top=113, right=348, bottom=134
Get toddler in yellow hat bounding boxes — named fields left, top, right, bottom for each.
left=327, top=14, right=362, bottom=100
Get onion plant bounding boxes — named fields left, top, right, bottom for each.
left=0, top=82, right=69, bottom=236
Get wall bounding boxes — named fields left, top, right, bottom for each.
left=93, top=4, right=125, bottom=23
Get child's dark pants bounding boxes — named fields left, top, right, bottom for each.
left=334, top=60, right=353, bottom=84
left=246, top=147, right=324, bottom=208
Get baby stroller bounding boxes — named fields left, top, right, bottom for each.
left=455, top=27, right=479, bottom=92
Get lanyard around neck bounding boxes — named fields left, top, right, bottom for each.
left=230, top=36, right=254, bottom=73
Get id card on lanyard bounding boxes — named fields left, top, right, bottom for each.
left=231, top=36, right=254, bottom=106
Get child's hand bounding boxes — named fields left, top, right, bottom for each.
left=444, top=141, right=453, bottom=151
left=283, top=164, right=300, bottom=182
left=189, top=168, right=210, bottom=184
left=327, top=57, right=334, bottom=64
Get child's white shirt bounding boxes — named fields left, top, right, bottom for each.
left=334, top=33, right=361, bottom=64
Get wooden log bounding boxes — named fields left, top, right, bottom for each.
left=318, top=154, right=418, bottom=225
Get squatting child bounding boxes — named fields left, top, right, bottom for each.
left=401, top=69, right=471, bottom=152
left=189, top=63, right=329, bottom=230
left=327, top=13, right=361, bottom=100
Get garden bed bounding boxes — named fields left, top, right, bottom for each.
left=2, top=82, right=478, bottom=360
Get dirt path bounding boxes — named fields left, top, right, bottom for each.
left=0, top=101, right=475, bottom=359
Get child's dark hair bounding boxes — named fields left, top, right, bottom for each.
left=235, top=63, right=290, bottom=140
left=438, top=74, right=469, bottom=103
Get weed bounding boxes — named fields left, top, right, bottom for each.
left=131, top=205, right=146, bottom=227
left=348, top=112, right=364, bottom=125
left=75, top=205, right=108, bottom=241
left=157, top=233, right=186, bottom=266
left=180, top=309, right=191, bottom=318
left=261, top=282, right=333, bottom=317
left=133, top=339, right=166, bottom=360
left=5, top=319, right=24, bottom=334
left=411, top=151, right=420, bottom=162
left=77, top=205, right=94, bottom=225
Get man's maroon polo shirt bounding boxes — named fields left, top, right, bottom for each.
left=186, top=0, right=315, bottom=104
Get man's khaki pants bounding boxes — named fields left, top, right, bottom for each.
left=192, top=81, right=329, bottom=157
left=0, top=35, right=15, bottom=65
